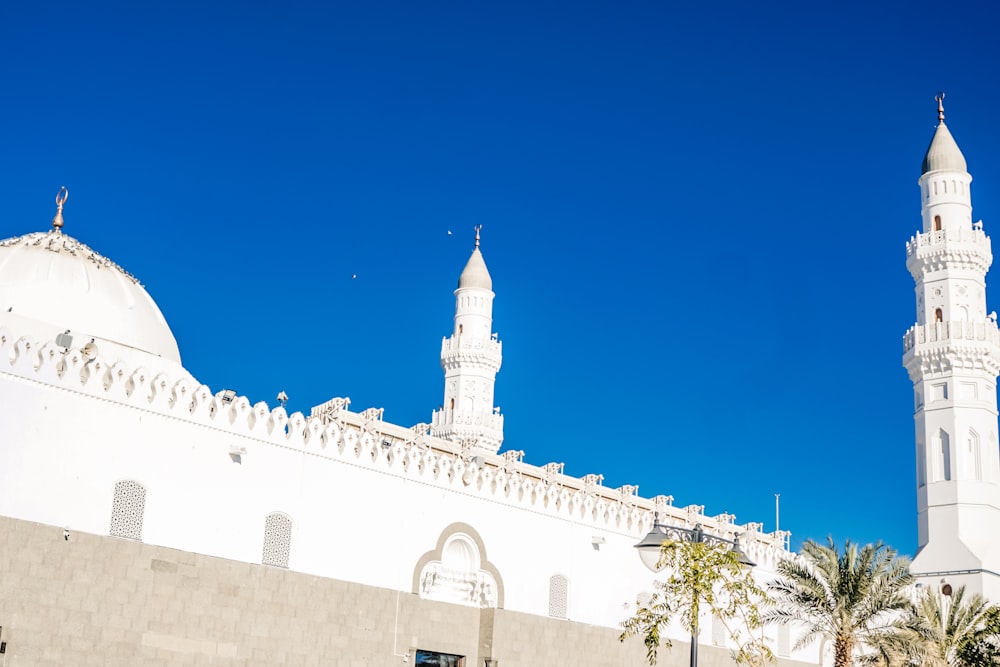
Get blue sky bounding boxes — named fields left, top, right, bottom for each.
left=3, top=0, right=1000, bottom=555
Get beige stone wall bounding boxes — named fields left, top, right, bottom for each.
left=0, top=515, right=810, bottom=666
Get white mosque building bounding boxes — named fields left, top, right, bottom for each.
left=0, top=198, right=801, bottom=666
left=0, top=99, right=995, bottom=665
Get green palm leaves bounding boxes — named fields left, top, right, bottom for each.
left=765, top=538, right=915, bottom=667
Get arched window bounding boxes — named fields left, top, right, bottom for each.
left=934, top=215, right=942, bottom=231
left=262, top=512, right=293, bottom=568
left=937, top=430, right=952, bottom=482
left=968, top=430, right=982, bottom=481
left=548, top=574, right=568, bottom=619
left=110, top=479, right=147, bottom=540
left=935, top=308, right=943, bottom=323
left=449, top=398, right=455, bottom=410
left=916, top=439, right=927, bottom=487
left=458, top=324, right=463, bottom=334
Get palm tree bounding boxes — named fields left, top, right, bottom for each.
left=901, top=584, right=1000, bottom=666
left=764, top=538, right=914, bottom=667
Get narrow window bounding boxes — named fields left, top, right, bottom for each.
left=449, top=398, right=455, bottom=410
left=938, top=430, right=952, bottom=482
left=262, top=512, right=293, bottom=568
left=916, top=440, right=927, bottom=487
left=458, top=324, right=463, bottom=334
left=778, top=625, right=791, bottom=657
left=712, top=615, right=727, bottom=646
left=548, top=574, right=568, bottom=619
left=935, top=308, right=943, bottom=323
left=110, top=480, right=147, bottom=540
left=968, top=430, right=982, bottom=481
left=934, top=215, right=942, bottom=231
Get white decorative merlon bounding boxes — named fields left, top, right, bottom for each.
left=0, top=324, right=790, bottom=553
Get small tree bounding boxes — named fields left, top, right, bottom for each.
left=620, top=538, right=774, bottom=666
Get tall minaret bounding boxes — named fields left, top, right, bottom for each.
left=903, top=95, right=1000, bottom=600
left=431, top=227, right=504, bottom=454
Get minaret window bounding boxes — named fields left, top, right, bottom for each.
left=967, top=431, right=982, bottom=481
left=458, top=324, right=463, bottom=334
left=449, top=398, right=455, bottom=410
left=935, top=308, right=943, bottom=323
left=936, top=430, right=952, bottom=482
left=934, top=215, right=942, bottom=231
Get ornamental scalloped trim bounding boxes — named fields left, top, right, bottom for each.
left=0, top=324, right=789, bottom=553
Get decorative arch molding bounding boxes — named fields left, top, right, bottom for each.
left=412, top=521, right=504, bottom=609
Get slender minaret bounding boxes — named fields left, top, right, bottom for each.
left=431, top=227, right=504, bottom=454
left=903, top=95, right=1000, bottom=600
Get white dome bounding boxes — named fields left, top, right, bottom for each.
left=0, top=230, right=181, bottom=363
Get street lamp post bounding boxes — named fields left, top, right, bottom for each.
left=634, top=513, right=756, bottom=667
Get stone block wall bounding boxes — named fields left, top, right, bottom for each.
left=0, top=515, right=811, bottom=666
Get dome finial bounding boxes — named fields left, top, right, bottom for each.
left=474, top=224, right=482, bottom=249
left=52, top=186, right=68, bottom=232
left=935, top=92, right=946, bottom=122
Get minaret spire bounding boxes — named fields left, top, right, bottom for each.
left=475, top=224, right=481, bottom=249
left=936, top=92, right=945, bottom=122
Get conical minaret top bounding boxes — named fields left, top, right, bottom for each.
left=457, top=225, right=492, bottom=291
left=431, top=227, right=504, bottom=454
left=922, top=93, right=967, bottom=175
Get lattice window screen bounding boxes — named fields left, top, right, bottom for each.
left=548, top=574, right=568, bottom=619
left=262, top=512, right=293, bottom=568
left=109, top=480, right=146, bottom=540
left=712, top=615, right=727, bottom=646
left=777, top=624, right=791, bottom=656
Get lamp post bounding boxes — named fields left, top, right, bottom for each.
left=634, top=513, right=756, bottom=667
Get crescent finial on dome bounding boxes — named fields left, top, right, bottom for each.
left=52, top=187, right=68, bottom=232
left=935, top=92, right=946, bottom=122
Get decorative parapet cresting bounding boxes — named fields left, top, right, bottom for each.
left=905, top=228, right=992, bottom=275
left=0, top=325, right=789, bottom=553
left=903, top=319, right=1000, bottom=353
left=440, top=335, right=502, bottom=368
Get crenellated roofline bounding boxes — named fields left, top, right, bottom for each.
left=0, top=323, right=791, bottom=563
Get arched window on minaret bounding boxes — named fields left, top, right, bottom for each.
left=936, top=430, right=952, bottom=482
left=934, top=215, right=942, bottom=231
left=916, top=439, right=927, bottom=487
left=935, top=308, right=944, bottom=323
left=458, top=324, right=463, bottom=335
left=449, top=398, right=455, bottom=410
left=968, top=430, right=982, bottom=481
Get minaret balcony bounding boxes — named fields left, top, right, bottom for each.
left=906, top=228, right=992, bottom=277
left=431, top=407, right=504, bottom=432
left=440, top=335, right=502, bottom=369
left=903, top=319, right=1000, bottom=377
